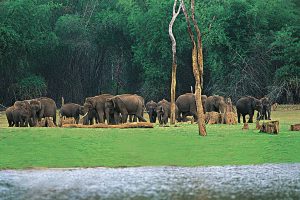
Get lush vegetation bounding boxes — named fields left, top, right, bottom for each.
left=0, top=0, right=299, bottom=106
left=0, top=108, right=300, bottom=169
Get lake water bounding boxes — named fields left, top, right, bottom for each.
left=1, top=163, right=299, bottom=200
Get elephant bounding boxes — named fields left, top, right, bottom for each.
left=236, top=96, right=262, bottom=123
left=13, top=100, right=33, bottom=127
left=59, top=103, right=85, bottom=124
left=259, top=97, right=272, bottom=120
left=29, top=97, right=57, bottom=126
left=204, top=95, right=227, bottom=114
left=105, top=94, right=146, bottom=124
left=84, top=94, right=114, bottom=124
left=176, top=93, right=207, bottom=122
left=146, top=100, right=157, bottom=123
left=82, top=109, right=99, bottom=125
left=6, top=106, right=15, bottom=127
left=156, top=99, right=178, bottom=125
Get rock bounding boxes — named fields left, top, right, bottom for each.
left=290, top=124, right=300, bottom=131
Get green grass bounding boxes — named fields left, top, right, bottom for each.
left=0, top=108, right=300, bottom=169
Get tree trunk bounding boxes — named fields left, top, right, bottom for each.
left=169, top=0, right=182, bottom=125
left=181, top=0, right=206, bottom=136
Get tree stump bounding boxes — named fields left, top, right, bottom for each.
left=36, top=117, right=56, bottom=127
left=59, top=117, right=76, bottom=127
left=256, top=120, right=261, bottom=130
left=242, top=123, right=249, bottom=130
left=205, top=112, right=221, bottom=124
left=290, top=124, right=300, bottom=131
left=223, top=112, right=237, bottom=125
left=46, top=117, right=56, bottom=127
left=260, top=121, right=279, bottom=134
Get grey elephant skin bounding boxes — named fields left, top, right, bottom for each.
left=105, top=94, right=146, bottom=124
left=156, top=99, right=178, bottom=125
left=5, top=106, right=15, bottom=127
left=204, top=95, right=227, bottom=114
left=82, top=109, right=98, bottom=125
left=29, top=97, right=57, bottom=126
left=176, top=93, right=207, bottom=122
left=84, top=94, right=114, bottom=124
left=236, top=96, right=262, bottom=123
left=60, top=103, right=85, bottom=124
left=6, top=101, right=34, bottom=127
left=260, top=97, right=271, bottom=120
left=146, top=100, right=157, bottom=123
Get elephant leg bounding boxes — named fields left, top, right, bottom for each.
left=268, top=111, right=271, bottom=120
left=133, top=115, right=138, bottom=122
left=237, top=112, right=241, bottom=123
left=136, top=114, right=146, bottom=122
left=163, top=114, right=168, bottom=125
left=75, top=116, right=80, bottom=124
left=248, top=112, right=254, bottom=123
left=97, top=110, right=105, bottom=123
left=157, top=113, right=162, bottom=124
left=121, top=112, right=128, bottom=123
left=242, top=114, right=246, bottom=123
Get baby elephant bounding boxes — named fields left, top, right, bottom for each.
left=60, top=103, right=85, bottom=124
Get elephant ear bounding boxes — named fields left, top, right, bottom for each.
left=106, top=98, right=115, bottom=108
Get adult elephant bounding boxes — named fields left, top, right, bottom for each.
left=204, top=95, right=227, bottom=114
left=60, top=103, right=85, bottom=124
left=84, top=94, right=114, bottom=124
left=156, top=99, right=178, bottom=125
left=176, top=93, right=207, bottom=122
left=105, top=94, right=146, bottom=124
left=146, top=100, right=157, bottom=123
left=259, top=97, right=271, bottom=120
left=236, top=96, right=262, bottom=123
left=13, top=100, right=33, bottom=127
left=29, top=97, right=57, bottom=126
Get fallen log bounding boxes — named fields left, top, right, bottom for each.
left=260, top=121, right=279, bottom=134
left=62, top=122, right=154, bottom=129
left=290, top=124, right=300, bottom=131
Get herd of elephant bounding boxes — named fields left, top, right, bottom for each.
left=5, top=93, right=272, bottom=127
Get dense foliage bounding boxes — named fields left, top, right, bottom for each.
left=0, top=0, right=299, bottom=106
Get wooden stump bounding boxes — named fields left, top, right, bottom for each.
left=46, top=117, right=56, bottom=127
left=36, top=117, right=56, bottom=127
left=205, top=112, right=221, bottom=124
left=256, top=120, right=261, bottom=130
left=260, top=121, right=279, bottom=134
left=59, top=117, right=76, bottom=127
left=223, top=112, right=237, bottom=125
left=290, top=124, right=300, bottom=131
left=36, top=118, right=46, bottom=127
left=242, top=123, right=249, bottom=130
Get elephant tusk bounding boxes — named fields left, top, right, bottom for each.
left=81, top=112, right=89, bottom=119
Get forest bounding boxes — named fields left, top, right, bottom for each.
left=0, top=0, right=299, bottom=106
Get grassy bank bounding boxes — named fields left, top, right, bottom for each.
left=0, top=108, right=300, bottom=169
